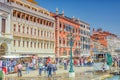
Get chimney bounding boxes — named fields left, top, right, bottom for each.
left=62, top=10, right=64, bottom=17
left=56, top=8, right=59, bottom=15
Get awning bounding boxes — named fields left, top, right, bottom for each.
left=37, top=54, right=55, bottom=58
left=1, top=55, right=21, bottom=58
left=59, top=55, right=69, bottom=58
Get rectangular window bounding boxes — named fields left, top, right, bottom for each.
left=18, top=40, right=20, bottom=47
left=44, top=43, right=46, bottom=49
left=38, top=43, right=39, bottom=48
left=14, top=40, right=16, bottom=47
left=14, top=24, right=16, bottom=32
left=34, top=42, right=36, bottom=48
left=34, top=29, right=36, bottom=36
left=31, top=42, right=32, bottom=47
left=27, top=41, right=29, bottom=48
left=23, top=26, right=25, bottom=33
left=41, top=43, right=43, bottom=48
left=27, top=27, right=29, bottom=34
left=31, top=28, right=32, bottom=35
left=38, top=30, right=39, bottom=36
left=2, top=18, right=6, bottom=33
left=23, top=41, right=24, bottom=47
left=18, top=25, right=20, bottom=33
left=41, top=31, right=43, bottom=37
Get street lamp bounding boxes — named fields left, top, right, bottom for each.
left=67, top=28, right=75, bottom=78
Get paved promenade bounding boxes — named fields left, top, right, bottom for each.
left=5, top=66, right=94, bottom=77
left=5, top=66, right=111, bottom=80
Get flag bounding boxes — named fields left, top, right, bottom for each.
left=106, top=53, right=113, bottom=66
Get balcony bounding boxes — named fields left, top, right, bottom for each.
left=9, top=2, right=54, bottom=21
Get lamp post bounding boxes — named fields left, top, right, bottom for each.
left=67, top=31, right=75, bottom=78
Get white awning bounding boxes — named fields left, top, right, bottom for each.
left=1, top=55, right=21, bottom=58
left=59, top=55, right=69, bottom=58
left=38, top=54, right=55, bottom=58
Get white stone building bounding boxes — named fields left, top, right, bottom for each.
left=0, top=0, right=55, bottom=57
left=79, top=21, right=90, bottom=56
left=107, top=35, right=120, bottom=55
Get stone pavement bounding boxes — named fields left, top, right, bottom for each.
left=4, top=66, right=112, bottom=80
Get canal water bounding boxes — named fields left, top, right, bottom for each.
left=106, top=75, right=120, bottom=80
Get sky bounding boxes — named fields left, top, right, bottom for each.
left=35, top=0, right=120, bottom=35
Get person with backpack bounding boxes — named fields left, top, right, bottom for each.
left=38, top=61, right=43, bottom=76
left=47, top=61, right=53, bottom=77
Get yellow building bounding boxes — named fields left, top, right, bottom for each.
left=0, top=0, right=55, bottom=57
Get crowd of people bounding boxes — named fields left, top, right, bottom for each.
left=0, top=57, right=58, bottom=77
left=0, top=56, right=94, bottom=77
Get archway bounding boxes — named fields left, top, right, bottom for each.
left=0, top=43, right=8, bottom=56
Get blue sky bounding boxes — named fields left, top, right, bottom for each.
left=35, top=0, right=120, bottom=35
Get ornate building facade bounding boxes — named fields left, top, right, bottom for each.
left=0, top=0, right=55, bottom=57
left=51, top=10, right=90, bottom=58
left=0, top=1, right=12, bottom=56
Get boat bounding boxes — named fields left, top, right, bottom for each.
left=93, top=52, right=111, bottom=71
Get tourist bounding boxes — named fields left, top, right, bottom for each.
left=52, top=61, right=57, bottom=75
left=26, top=61, right=30, bottom=74
left=64, top=59, right=67, bottom=70
left=17, top=63, right=22, bottom=77
left=38, top=61, right=43, bottom=76
left=47, top=61, right=53, bottom=77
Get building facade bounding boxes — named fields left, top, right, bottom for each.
left=91, top=28, right=117, bottom=47
left=91, top=28, right=117, bottom=55
left=0, top=0, right=55, bottom=57
left=0, top=1, right=13, bottom=56
left=79, top=21, right=90, bottom=56
left=106, top=35, right=120, bottom=55
left=51, top=10, right=80, bottom=57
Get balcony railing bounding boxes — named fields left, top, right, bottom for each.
left=13, top=32, right=54, bottom=41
